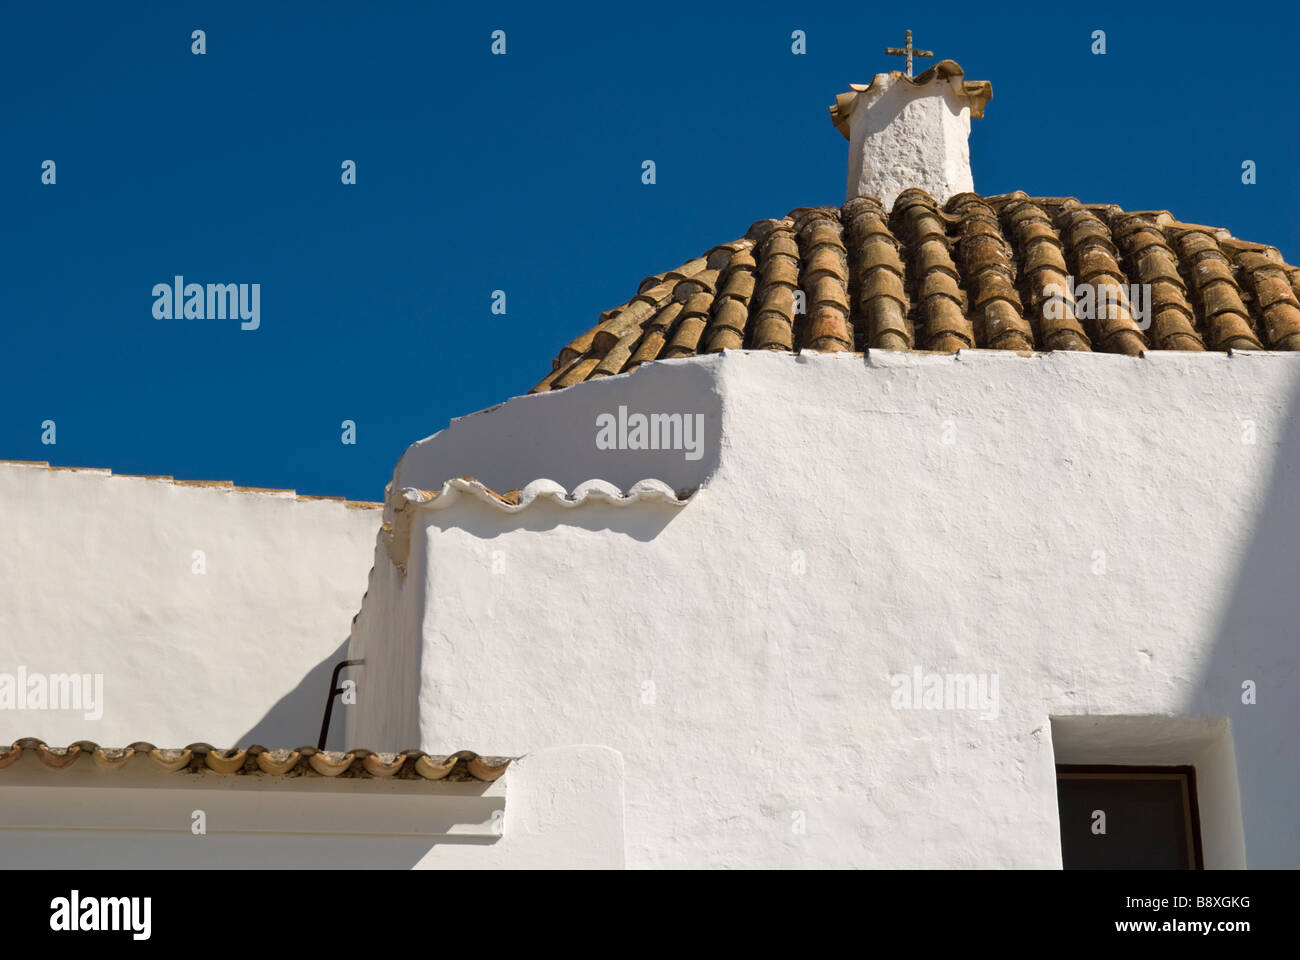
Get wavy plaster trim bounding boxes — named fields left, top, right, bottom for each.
left=381, top=478, right=694, bottom=573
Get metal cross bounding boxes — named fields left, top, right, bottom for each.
left=884, top=30, right=933, bottom=78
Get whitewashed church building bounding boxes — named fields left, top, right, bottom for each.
left=3, top=53, right=1298, bottom=869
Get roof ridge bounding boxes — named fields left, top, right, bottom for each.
left=0, top=460, right=382, bottom=509
left=0, top=738, right=510, bottom=781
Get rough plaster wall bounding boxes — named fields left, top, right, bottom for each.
left=352, top=349, right=1300, bottom=868
left=847, top=81, right=973, bottom=207
left=446, top=745, right=625, bottom=870
left=0, top=466, right=380, bottom=749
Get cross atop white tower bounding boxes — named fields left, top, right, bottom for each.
left=829, top=57, right=993, bottom=207
left=883, top=29, right=932, bottom=78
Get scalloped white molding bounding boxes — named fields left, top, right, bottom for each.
left=382, top=478, right=694, bottom=572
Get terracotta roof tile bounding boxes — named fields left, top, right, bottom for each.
left=1111, top=212, right=1204, bottom=352
left=950, top=193, right=1032, bottom=351
left=894, top=189, right=973, bottom=352
left=1236, top=251, right=1300, bottom=349
left=795, top=209, right=852, bottom=351
left=998, top=194, right=1089, bottom=352
left=0, top=738, right=510, bottom=781
left=531, top=189, right=1300, bottom=393
left=590, top=327, right=642, bottom=379
left=554, top=355, right=602, bottom=388
left=1052, top=198, right=1147, bottom=356
left=1172, top=230, right=1264, bottom=351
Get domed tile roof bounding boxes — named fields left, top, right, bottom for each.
left=532, top=189, right=1300, bottom=394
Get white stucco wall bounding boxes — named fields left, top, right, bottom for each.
left=350, top=349, right=1300, bottom=868
left=845, top=76, right=975, bottom=207
left=0, top=464, right=381, bottom=749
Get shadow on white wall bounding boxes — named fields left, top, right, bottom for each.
left=1194, top=376, right=1300, bottom=868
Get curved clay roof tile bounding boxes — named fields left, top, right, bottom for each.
left=532, top=190, right=1299, bottom=394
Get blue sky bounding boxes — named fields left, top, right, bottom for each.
left=3, top=2, right=1297, bottom=501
